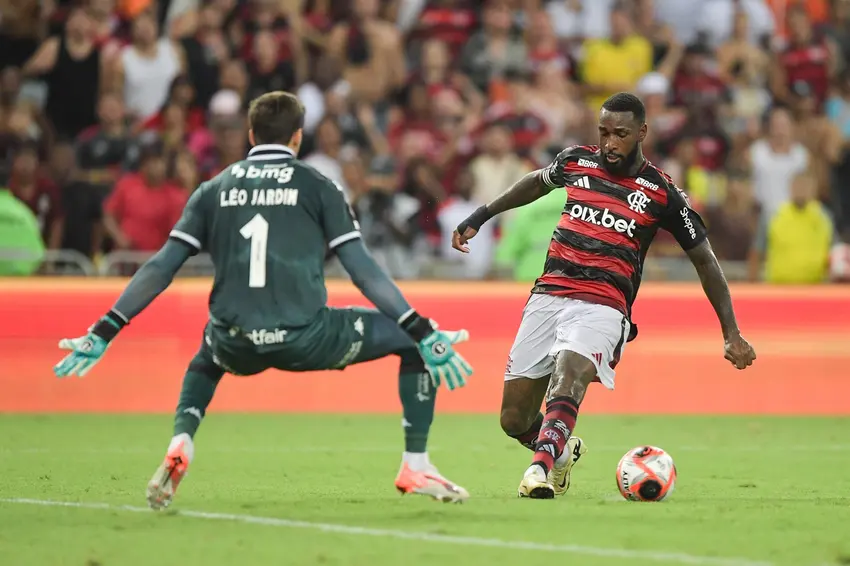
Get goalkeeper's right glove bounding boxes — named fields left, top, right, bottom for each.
left=400, top=312, right=473, bottom=391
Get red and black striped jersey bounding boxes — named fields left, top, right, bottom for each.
left=532, top=145, right=708, bottom=332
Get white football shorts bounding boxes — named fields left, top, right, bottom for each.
left=504, top=293, right=630, bottom=389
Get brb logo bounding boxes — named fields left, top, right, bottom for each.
left=568, top=204, right=637, bottom=237
left=680, top=207, right=696, bottom=239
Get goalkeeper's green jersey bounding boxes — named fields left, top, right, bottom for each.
left=170, top=144, right=361, bottom=331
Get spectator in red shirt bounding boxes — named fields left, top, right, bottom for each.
left=8, top=142, right=64, bottom=250
left=103, top=137, right=187, bottom=252
left=408, top=0, right=478, bottom=58
left=140, top=75, right=207, bottom=134
left=673, top=42, right=731, bottom=110
left=772, top=4, right=836, bottom=110
left=482, top=69, right=551, bottom=161
left=246, top=30, right=297, bottom=104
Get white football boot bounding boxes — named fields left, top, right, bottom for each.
left=549, top=436, right=587, bottom=496
left=517, top=464, right=555, bottom=499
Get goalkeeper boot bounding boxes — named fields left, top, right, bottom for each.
left=549, top=436, right=587, bottom=496
left=517, top=463, right=555, bottom=499
left=146, top=436, right=191, bottom=510
left=395, top=462, right=470, bottom=503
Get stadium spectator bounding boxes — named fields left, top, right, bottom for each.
left=75, top=92, right=136, bottom=191
left=103, top=137, right=186, bottom=252
left=437, top=165, right=494, bottom=279
left=696, top=0, right=775, bottom=49
left=716, top=9, right=771, bottom=86
left=494, top=184, right=566, bottom=281
left=1, top=0, right=849, bottom=285
left=459, top=0, right=527, bottom=94
left=672, top=42, right=730, bottom=111
left=637, top=72, right=687, bottom=162
left=8, top=142, right=64, bottom=250
left=218, top=59, right=249, bottom=108
left=826, top=69, right=850, bottom=234
left=0, top=99, right=50, bottom=160
left=484, top=69, right=550, bottom=159
left=789, top=80, right=842, bottom=201
left=703, top=169, right=758, bottom=261
left=353, top=155, right=425, bottom=279
left=469, top=122, right=532, bottom=205
left=170, top=149, right=198, bottom=194
left=406, top=0, right=478, bottom=58
left=327, top=0, right=406, bottom=104
left=304, top=116, right=348, bottom=194
left=580, top=2, right=653, bottom=110
left=632, top=0, right=677, bottom=67
left=141, top=75, right=206, bottom=133
left=246, top=30, right=298, bottom=105
left=749, top=106, right=810, bottom=226
left=0, top=178, right=44, bottom=276
left=0, top=0, right=44, bottom=69
left=749, top=171, right=834, bottom=283
left=22, top=7, right=101, bottom=141
left=174, top=2, right=229, bottom=109
left=87, top=0, right=122, bottom=56
left=113, top=11, right=185, bottom=122
left=771, top=4, right=835, bottom=110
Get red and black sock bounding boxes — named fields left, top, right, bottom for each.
left=509, top=412, right=543, bottom=451
left=531, top=396, right=579, bottom=475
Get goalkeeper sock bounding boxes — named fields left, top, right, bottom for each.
left=531, top=396, right=579, bottom=475
left=509, top=411, right=544, bottom=451
left=173, top=350, right=223, bottom=439
left=398, top=350, right=436, bottom=454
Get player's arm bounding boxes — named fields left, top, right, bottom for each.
left=660, top=185, right=756, bottom=370
left=53, top=183, right=212, bottom=378
left=452, top=149, right=569, bottom=253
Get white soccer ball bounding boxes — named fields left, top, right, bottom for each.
left=616, top=445, right=677, bottom=502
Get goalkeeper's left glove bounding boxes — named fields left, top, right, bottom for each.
left=400, top=312, right=473, bottom=391
left=53, top=311, right=126, bottom=378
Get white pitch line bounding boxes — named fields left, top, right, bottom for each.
left=0, top=497, right=773, bottom=566
left=3, top=444, right=850, bottom=456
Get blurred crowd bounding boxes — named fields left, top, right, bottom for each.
left=2, top=0, right=850, bottom=283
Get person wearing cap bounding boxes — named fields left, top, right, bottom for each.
left=102, top=135, right=187, bottom=252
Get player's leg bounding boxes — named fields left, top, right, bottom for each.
left=519, top=300, right=627, bottom=499
left=340, top=308, right=469, bottom=502
left=499, top=293, right=560, bottom=452
left=147, top=336, right=225, bottom=509
left=500, top=377, right=549, bottom=450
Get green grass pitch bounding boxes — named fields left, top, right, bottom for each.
left=0, top=414, right=848, bottom=566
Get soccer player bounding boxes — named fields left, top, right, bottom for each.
left=53, top=91, right=474, bottom=507
left=452, top=93, right=756, bottom=499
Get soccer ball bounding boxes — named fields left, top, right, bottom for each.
left=616, top=446, right=677, bottom=502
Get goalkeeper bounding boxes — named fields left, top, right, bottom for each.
left=53, top=91, right=473, bottom=508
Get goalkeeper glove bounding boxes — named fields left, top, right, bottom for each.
left=53, top=311, right=125, bottom=378
left=400, top=311, right=473, bottom=391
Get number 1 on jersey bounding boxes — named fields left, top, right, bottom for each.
left=240, top=213, right=269, bottom=288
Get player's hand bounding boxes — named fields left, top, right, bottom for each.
left=418, top=328, right=473, bottom=391
left=724, top=333, right=756, bottom=370
left=451, top=227, right=478, bottom=254
left=53, top=331, right=110, bottom=378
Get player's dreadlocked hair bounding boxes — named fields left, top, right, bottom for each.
left=601, top=92, right=646, bottom=125
left=248, top=91, right=305, bottom=145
